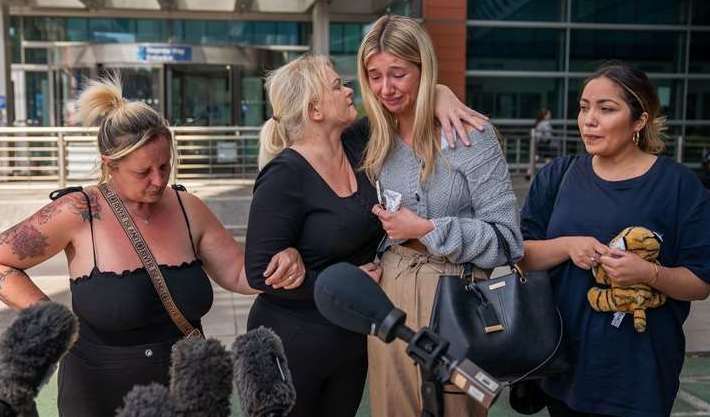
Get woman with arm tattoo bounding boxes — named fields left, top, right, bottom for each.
left=0, top=75, right=303, bottom=417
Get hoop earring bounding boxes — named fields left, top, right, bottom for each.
left=632, top=131, right=640, bottom=146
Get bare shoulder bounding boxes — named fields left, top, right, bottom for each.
left=171, top=188, right=216, bottom=228
left=52, top=186, right=104, bottom=224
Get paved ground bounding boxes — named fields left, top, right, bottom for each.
left=1, top=177, right=710, bottom=416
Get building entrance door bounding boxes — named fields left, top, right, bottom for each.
left=168, top=64, right=232, bottom=126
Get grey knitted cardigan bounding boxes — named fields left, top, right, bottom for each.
left=377, top=123, right=523, bottom=268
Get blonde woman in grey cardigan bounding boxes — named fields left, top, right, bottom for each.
left=361, top=16, right=524, bottom=417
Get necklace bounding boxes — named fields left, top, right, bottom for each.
left=129, top=210, right=151, bottom=225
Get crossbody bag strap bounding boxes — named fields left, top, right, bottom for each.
left=98, top=183, right=202, bottom=339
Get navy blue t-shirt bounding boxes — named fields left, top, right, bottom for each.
left=521, top=155, right=710, bottom=417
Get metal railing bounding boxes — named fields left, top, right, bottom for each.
left=0, top=123, right=707, bottom=186
left=0, top=126, right=260, bottom=186
left=496, top=121, right=709, bottom=177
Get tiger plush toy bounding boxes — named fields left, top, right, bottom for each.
left=587, top=226, right=666, bottom=333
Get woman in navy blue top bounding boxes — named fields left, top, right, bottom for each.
left=520, top=62, right=710, bottom=417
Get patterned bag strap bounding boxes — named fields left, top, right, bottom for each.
left=98, top=183, right=202, bottom=340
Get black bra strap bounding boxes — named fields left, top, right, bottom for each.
left=50, top=186, right=97, bottom=268
left=172, top=184, right=198, bottom=257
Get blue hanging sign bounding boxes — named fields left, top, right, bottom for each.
left=137, top=45, right=192, bottom=63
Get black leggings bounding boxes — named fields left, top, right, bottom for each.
left=247, top=297, right=367, bottom=417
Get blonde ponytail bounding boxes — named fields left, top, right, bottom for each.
left=257, top=54, right=332, bottom=170
left=258, top=118, right=291, bottom=170
left=75, top=72, right=174, bottom=183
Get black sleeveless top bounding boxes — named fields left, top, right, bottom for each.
left=55, top=185, right=213, bottom=346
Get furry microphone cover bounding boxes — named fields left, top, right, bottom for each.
left=232, top=327, right=296, bottom=417
left=0, top=302, right=78, bottom=417
left=117, top=337, right=233, bottom=417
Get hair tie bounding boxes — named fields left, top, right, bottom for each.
left=271, top=115, right=280, bottom=122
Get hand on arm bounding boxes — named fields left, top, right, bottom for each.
left=434, top=84, right=489, bottom=147
left=262, top=247, right=306, bottom=290
left=371, top=204, right=434, bottom=241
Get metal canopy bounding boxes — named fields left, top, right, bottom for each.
left=8, top=0, right=391, bottom=15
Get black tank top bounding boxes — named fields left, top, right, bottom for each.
left=53, top=185, right=214, bottom=346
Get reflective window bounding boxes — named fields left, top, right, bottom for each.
left=10, top=16, right=20, bottom=64
left=467, top=27, right=564, bottom=71
left=568, top=77, right=684, bottom=121
left=276, top=22, right=299, bottom=45
left=25, top=49, right=48, bottom=65
left=25, top=72, right=50, bottom=126
left=254, top=22, right=277, bottom=44
left=570, top=30, right=685, bottom=73
left=693, top=1, right=710, bottom=24
left=690, top=32, right=710, bottom=74
left=571, top=0, right=689, bottom=24
left=135, top=20, right=167, bottom=43
left=89, top=18, right=135, bottom=43
left=687, top=80, right=710, bottom=120
left=467, top=77, right=563, bottom=119
left=388, top=0, right=421, bottom=17
left=66, top=18, right=88, bottom=41
left=331, top=23, right=362, bottom=54
left=468, top=0, right=563, bottom=21
left=23, top=17, right=65, bottom=41
left=683, top=126, right=710, bottom=165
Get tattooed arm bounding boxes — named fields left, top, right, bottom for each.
left=0, top=190, right=96, bottom=309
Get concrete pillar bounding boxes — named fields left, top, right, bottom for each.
left=422, top=0, right=467, bottom=101
left=0, top=3, right=14, bottom=126
left=312, top=0, right=330, bottom=55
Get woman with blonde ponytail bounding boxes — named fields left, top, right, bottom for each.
left=360, top=15, right=523, bottom=417
left=0, top=74, right=303, bottom=417
left=519, top=62, right=710, bottom=417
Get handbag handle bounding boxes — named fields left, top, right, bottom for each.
left=98, top=183, right=203, bottom=340
left=488, top=223, right=521, bottom=275
left=487, top=223, right=566, bottom=385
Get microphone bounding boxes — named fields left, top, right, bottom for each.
left=117, top=338, right=234, bottom=417
left=115, top=384, right=177, bottom=417
left=170, top=338, right=234, bottom=417
left=314, top=262, right=502, bottom=409
left=232, top=327, right=296, bottom=417
left=0, top=302, right=78, bottom=417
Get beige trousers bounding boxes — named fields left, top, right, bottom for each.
left=367, top=245, right=487, bottom=417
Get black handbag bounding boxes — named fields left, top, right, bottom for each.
left=429, top=224, right=568, bottom=383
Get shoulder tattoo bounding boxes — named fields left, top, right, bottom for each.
left=35, top=200, right=62, bottom=225
left=66, top=189, right=102, bottom=222
left=0, top=223, right=50, bottom=260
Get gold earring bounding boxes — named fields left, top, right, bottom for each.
left=632, top=131, right=640, bottom=146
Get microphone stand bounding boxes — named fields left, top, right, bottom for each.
left=376, top=308, right=502, bottom=415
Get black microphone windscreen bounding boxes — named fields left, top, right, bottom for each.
left=169, top=338, right=233, bottom=417
left=232, top=327, right=296, bottom=417
left=116, top=383, right=176, bottom=417
left=0, top=302, right=78, bottom=416
left=314, top=262, right=394, bottom=335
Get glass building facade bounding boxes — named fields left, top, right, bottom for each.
left=9, top=15, right=365, bottom=127
left=466, top=0, right=710, bottom=165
